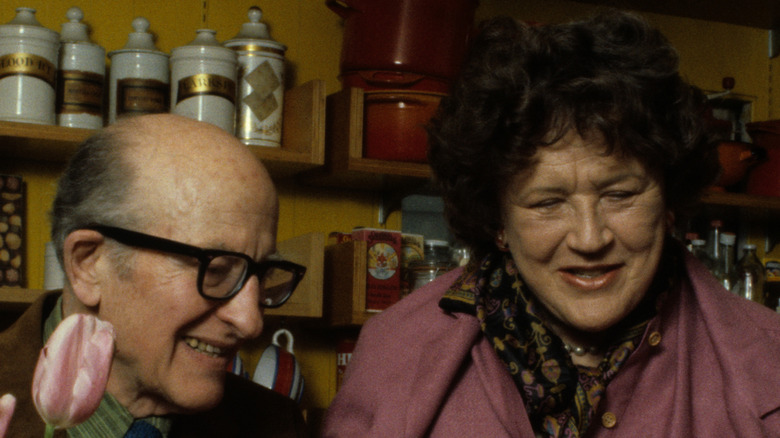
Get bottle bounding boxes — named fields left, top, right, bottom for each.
left=731, top=244, right=765, bottom=304
left=714, top=232, right=737, bottom=291
left=108, top=17, right=170, bottom=123
left=684, top=232, right=699, bottom=252
left=706, top=219, right=724, bottom=263
left=225, top=6, right=288, bottom=147
left=690, top=239, right=715, bottom=271
left=0, top=7, right=60, bottom=124
left=171, top=29, right=238, bottom=133
left=764, top=259, right=780, bottom=312
left=57, top=7, right=106, bottom=129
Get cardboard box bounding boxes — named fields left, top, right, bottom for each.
left=351, top=228, right=401, bottom=311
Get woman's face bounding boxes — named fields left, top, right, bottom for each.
left=500, top=131, right=670, bottom=334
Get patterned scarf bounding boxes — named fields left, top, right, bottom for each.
left=440, top=249, right=674, bottom=437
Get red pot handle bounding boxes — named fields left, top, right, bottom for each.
left=326, top=0, right=355, bottom=18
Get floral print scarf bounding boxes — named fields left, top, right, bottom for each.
left=439, top=249, right=673, bottom=437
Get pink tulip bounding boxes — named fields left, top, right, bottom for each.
left=32, top=314, right=115, bottom=430
left=0, top=393, right=15, bottom=438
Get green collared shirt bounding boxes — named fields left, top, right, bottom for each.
left=43, top=298, right=173, bottom=437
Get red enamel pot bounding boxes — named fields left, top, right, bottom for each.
left=326, top=0, right=478, bottom=82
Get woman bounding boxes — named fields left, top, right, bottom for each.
left=323, top=10, right=780, bottom=437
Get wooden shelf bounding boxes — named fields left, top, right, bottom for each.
left=701, top=190, right=780, bottom=211
left=265, top=232, right=326, bottom=318
left=302, top=87, right=432, bottom=191
left=324, top=240, right=377, bottom=326
left=0, top=287, right=48, bottom=312
left=264, top=79, right=326, bottom=178
left=0, top=80, right=327, bottom=180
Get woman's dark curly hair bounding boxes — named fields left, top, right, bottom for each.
left=427, top=10, right=719, bottom=260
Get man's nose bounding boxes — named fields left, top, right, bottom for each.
left=216, top=275, right=264, bottom=339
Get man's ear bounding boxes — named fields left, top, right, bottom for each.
left=63, top=229, right=108, bottom=307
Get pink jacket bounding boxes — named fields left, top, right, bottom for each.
left=323, top=252, right=780, bottom=437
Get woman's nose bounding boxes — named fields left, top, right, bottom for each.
left=566, top=205, right=613, bottom=253
left=216, top=275, right=264, bottom=339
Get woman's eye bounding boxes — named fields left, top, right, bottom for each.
left=530, top=198, right=563, bottom=209
left=604, top=191, right=635, bottom=200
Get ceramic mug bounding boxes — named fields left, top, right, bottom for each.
left=226, top=353, right=249, bottom=379
left=252, top=329, right=304, bottom=403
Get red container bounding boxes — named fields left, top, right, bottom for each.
left=746, top=120, right=780, bottom=197
left=713, top=141, right=763, bottom=189
left=326, top=0, right=478, bottom=82
left=363, top=90, right=444, bottom=163
left=351, top=228, right=402, bottom=311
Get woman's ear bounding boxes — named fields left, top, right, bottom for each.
left=62, top=229, right=107, bottom=307
left=665, top=210, right=676, bottom=231
left=495, top=227, right=509, bottom=252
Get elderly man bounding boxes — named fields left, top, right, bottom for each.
left=0, top=114, right=307, bottom=437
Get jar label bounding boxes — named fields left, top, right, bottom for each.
left=241, top=61, right=281, bottom=122
left=176, top=73, right=236, bottom=104
left=0, top=53, right=56, bottom=88
left=117, top=78, right=170, bottom=116
left=57, top=70, right=104, bottom=116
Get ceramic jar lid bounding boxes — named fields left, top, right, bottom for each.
left=60, top=6, right=92, bottom=43
left=108, top=17, right=167, bottom=56
left=172, top=28, right=236, bottom=62
left=224, top=7, right=286, bottom=53
left=0, top=7, right=59, bottom=43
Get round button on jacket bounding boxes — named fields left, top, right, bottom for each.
left=648, top=331, right=662, bottom=347
left=601, top=411, right=617, bottom=428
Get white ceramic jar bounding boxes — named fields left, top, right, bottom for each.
left=107, top=17, right=169, bottom=124
left=224, top=7, right=287, bottom=147
left=171, top=29, right=237, bottom=133
left=57, top=7, right=105, bottom=129
left=0, top=7, right=60, bottom=124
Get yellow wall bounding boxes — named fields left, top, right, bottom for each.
left=1, top=0, right=777, bottom=431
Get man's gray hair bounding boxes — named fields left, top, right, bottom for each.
left=49, top=126, right=139, bottom=268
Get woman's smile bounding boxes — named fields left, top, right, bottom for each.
left=559, top=265, right=621, bottom=290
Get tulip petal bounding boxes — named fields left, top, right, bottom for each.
left=0, top=393, right=16, bottom=438
left=32, top=314, right=115, bottom=429
left=68, top=330, right=115, bottom=426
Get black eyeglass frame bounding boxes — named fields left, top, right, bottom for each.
left=85, top=225, right=306, bottom=308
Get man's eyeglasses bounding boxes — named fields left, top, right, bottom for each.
left=86, top=225, right=306, bottom=308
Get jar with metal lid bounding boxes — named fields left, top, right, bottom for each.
left=0, top=7, right=60, bottom=124
left=171, top=29, right=238, bottom=133
left=423, top=239, right=452, bottom=265
left=409, top=259, right=453, bottom=292
left=57, top=7, right=105, bottom=129
left=408, top=240, right=455, bottom=292
left=224, top=6, right=287, bottom=147
left=108, top=17, right=169, bottom=123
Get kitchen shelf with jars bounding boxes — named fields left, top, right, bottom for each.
left=0, top=79, right=327, bottom=316
left=0, top=79, right=326, bottom=179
